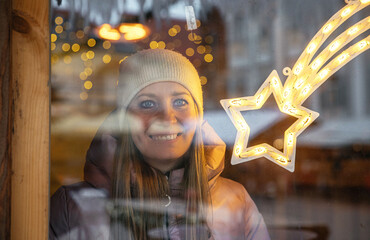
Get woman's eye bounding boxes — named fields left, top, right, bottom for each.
left=173, top=99, right=188, bottom=107
left=140, top=100, right=156, bottom=109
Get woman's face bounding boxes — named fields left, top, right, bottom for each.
left=127, top=82, right=198, bottom=172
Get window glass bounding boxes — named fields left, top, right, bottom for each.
left=50, top=1, right=370, bottom=239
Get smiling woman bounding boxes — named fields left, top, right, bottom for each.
left=49, top=49, right=270, bottom=240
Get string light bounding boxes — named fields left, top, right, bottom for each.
left=220, top=1, right=369, bottom=172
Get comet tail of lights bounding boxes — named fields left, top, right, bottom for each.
left=220, top=0, right=369, bottom=172
left=98, top=23, right=150, bottom=41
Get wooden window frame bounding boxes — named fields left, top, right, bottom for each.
left=1, top=0, right=49, bottom=239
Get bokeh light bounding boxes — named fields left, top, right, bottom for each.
left=150, top=41, right=158, bottom=49
left=55, top=16, right=63, bottom=25
left=87, top=38, right=96, bottom=47
left=51, top=34, right=57, bottom=43
left=200, top=76, right=207, bottom=85
left=84, top=81, right=93, bottom=90
left=103, top=40, right=111, bottom=49
left=197, top=45, right=206, bottom=54
left=80, top=92, right=88, bottom=101
left=204, top=54, right=213, bottom=62
left=62, top=43, right=70, bottom=52
left=63, top=55, right=72, bottom=64
left=86, top=50, right=95, bottom=59
left=157, top=41, right=166, bottom=49
left=186, top=48, right=194, bottom=56
left=55, top=26, right=63, bottom=34
left=76, top=30, right=85, bottom=39
left=72, top=43, right=80, bottom=52
left=102, top=54, right=111, bottom=64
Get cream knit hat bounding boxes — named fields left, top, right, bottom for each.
left=117, top=49, right=203, bottom=131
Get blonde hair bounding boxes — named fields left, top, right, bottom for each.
left=110, top=106, right=210, bottom=240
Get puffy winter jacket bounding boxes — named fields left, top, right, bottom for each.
left=49, top=113, right=270, bottom=240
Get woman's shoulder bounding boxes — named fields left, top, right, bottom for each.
left=211, top=176, right=253, bottom=203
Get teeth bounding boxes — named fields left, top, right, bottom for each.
left=152, top=134, right=178, bottom=141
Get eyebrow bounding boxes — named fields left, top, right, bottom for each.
left=136, top=91, right=190, bottom=98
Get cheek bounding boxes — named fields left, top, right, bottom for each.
left=127, top=112, right=154, bottom=134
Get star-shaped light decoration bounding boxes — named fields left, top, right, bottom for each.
left=221, top=0, right=370, bottom=172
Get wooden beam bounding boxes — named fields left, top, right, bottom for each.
left=11, top=0, right=49, bottom=239
left=0, top=0, right=12, bottom=239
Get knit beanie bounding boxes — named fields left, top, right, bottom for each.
left=117, top=49, right=203, bottom=131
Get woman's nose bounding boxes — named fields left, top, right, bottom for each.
left=159, top=105, right=177, bottom=123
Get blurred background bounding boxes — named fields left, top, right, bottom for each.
left=50, top=0, right=370, bottom=239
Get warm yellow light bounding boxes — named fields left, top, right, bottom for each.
left=271, top=77, right=279, bottom=87
left=287, top=133, right=294, bottom=146
left=102, top=54, right=111, bottom=64
left=86, top=50, right=95, bottom=59
left=256, top=94, right=264, bottom=106
left=322, top=23, right=333, bottom=34
left=62, top=43, right=70, bottom=52
left=300, top=116, right=311, bottom=127
left=283, top=89, right=291, bottom=98
left=119, top=56, right=128, bottom=64
left=98, top=24, right=121, bottom=41
left=306, top=42, right=317, bottom=53
left=302, top=84, right=311, bottom=96
left=294, top=78, right=305, bottom=89
left=80, top=92, right=88, bottom=101
left=188, top=33, right=195, bottom=41
left=341, top=6, right=353, bottom=17
left=51, top=54, right=59, bottom=64
left=234, top=145, right=242, bottom=156
left=357, top=40, right=368, bottom=49
left=51, top=34, right=57, bottom=43
left=168, top=28, right=177, bottom=37
left=205, top=45, right=212, bottom=53
left=230, top=99, right=242, bottom=106
left=81, top=52, right=88, bottom=61
left=254, top=147, right=267, bottom=154
left=119, top=23, right=150, bottom=41
left=294, top=63, right=303, bottom=75
left=173, top=25, right=181, bottom=33
left=329, top=41, right=341, bottom=51
left=79, top=72, right=87, bottom=80
left=103, top=40, right=111, bottom=49
left=63, top=55, right=72, bottom=64
left=319, top=68, right=330, bottom=79
left=337, top=52, right=349, bottom=63
left=204, top=54, right=213, bottom=62
left=84, top=67, right=93, bottom=76
left=186, top=48, right=194, bottom=56
left=220, top=1, right=368, bottom=173
left=197, top=45, right=206, bottom=54
left=51, top=43, right=56, bottom=51
left=55, top=25, right=63, bottom=34
left=150, top=41, right=158, bottom=49
left=276, top=156, right=288, bottom=165
left=76, top=30, right=85, bottom=39
left=311, top=59, right=322, bottom=70
left=196, top=19, right=201, bottom=27
left=200, top=76, right=207, bottom=85
left=84, top=81, right=93, bottom=90
left=87, top=38, right=96, bottom=47
left=157, top=41, right=166, bottom=49
left=55, top=16, right=63, bottom=25
left=72, top=43, right=80, bottom=52
left=348, top=26, right=359, bottom=35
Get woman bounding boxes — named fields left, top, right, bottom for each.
left=50, top=49, right=270, bottom=240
